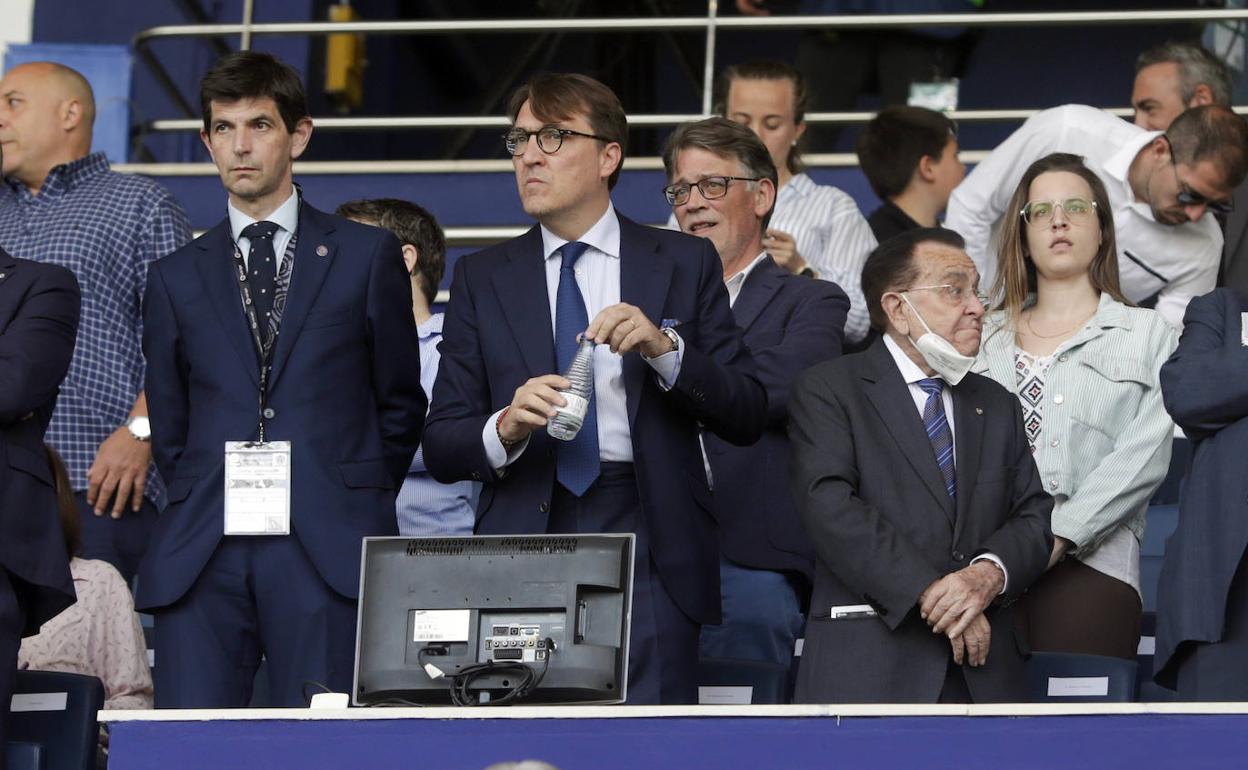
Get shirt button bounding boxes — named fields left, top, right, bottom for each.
left=1050, top=439, right=1060, bottom=448
left=1053, top=394, right=1065, bottom=405
left=1058, top=355, right=1068, bottom=363
left=262, top=408, right=276, bottom=419
left=1049, top=479, right=1059, bottom=490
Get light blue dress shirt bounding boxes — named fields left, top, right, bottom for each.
left=397, top=313, right=479, bottom=535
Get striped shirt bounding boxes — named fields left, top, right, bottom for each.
left=0, top=153, right=192, bottom=507
left=770, top=174, right=877, bottom=343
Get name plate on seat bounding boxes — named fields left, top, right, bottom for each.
left=1047, top=677, right=1109, bottom=697
left=11, top=692, right=68, bottom=712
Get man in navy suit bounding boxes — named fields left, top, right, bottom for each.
left=0, top=236, right=79, bottom=761
left=664, top=117, right=848, bottom=675
left=423, top=73, right=766, bottom=705
left=1155, top=288, right=1248, bottom=698
left=139, top=52, right=425, bottom=708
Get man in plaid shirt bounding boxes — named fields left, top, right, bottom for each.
left=0, top=61, right=191, bottom=582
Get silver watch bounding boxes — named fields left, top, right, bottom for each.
left=660, top=326, right=680, bottom=352
left=126, top=416, right=152, bottom=442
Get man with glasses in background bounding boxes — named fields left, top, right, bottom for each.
left=664, top=116, right=849, bottom=687
left=946, top=104, right=1248, bottom=328
left=422, top=73, right=766, bottom=705
left=788, top=228, right=1053, bottom=703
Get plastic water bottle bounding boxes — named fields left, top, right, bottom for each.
left=548, top=337, right=594, bottom=441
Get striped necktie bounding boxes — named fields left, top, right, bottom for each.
left=917, top=378, right=956, bottom=501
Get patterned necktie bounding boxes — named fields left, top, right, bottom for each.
left=918, top=378, right=956, bottom=501
left=242, top=220, right=280, bottom=346
left=554, top=241, right=599, bottom=496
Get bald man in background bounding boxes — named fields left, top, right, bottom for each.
left=0, top=62, right=192, bottom=583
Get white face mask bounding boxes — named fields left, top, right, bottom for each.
left=900, top=293, right=976, bottom=386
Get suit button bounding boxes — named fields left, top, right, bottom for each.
left=693, top=388, right=705, bottom=401
left=471, top=471, right=482, bottom=481
left=262, top=407, right=276, bottom=419
left=952, top=550, right=965, bottom=562
left=539, top=502, right=549, bottom=513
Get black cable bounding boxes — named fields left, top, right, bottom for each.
left=301, top=679, right=335, bottom=706
left=417, top=637, right=555, bottom=706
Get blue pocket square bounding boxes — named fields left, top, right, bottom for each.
left=661, top=318, right=681, bottom=329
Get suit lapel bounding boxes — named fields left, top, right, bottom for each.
left=731, top=257, right=784, bottom=331
left=951, top=378, right=985, bottom=543
left=618, top=216, right=673, bottom=426
left=491, top=225, right=556, bottom=377
left=268, top=204, right=336, bottom=390
left=861, top=341, right=956, bottom=522
left=196, top=220, right=261, bottom=387
left=0, top=247, right=15, bottom=290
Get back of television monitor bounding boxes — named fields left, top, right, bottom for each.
left=354, top=534, right=634, bottom=706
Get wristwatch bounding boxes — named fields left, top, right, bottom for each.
left=126, top=416, right=152, bottom=442
left=798, top=266, right=818, bottom=279
left=660, top=326, right=680, bottom=353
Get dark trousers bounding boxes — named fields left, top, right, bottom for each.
left=1176, top=552, right=1248, bottom=700
left=75, top=491, right=158, bottom=585
left=0, top=568, right=27, bottom=770
left=796, top=30, right=969, bottom=151
left=1019, top=558, right=1142, bottom=661
left=547, top=463, right=700, bottom=705
left=152, top=536, right=357, bottom=708
left=938, top=660, right=971, bottom=704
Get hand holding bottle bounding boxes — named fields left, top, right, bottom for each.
left=498, top=374, right=572, bottom=443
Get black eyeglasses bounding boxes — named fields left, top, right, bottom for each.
left=1162, top=134, right=1235, bottom=215
left=662, top=176, right=761, bottom=206
left=503, top=126, right=612, bottom=156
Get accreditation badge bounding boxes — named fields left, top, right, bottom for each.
left=224, top=441, right=292, bottom=535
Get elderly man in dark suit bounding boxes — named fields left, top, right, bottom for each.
left=423, top=74, right=766, bottom=705
left=664, top=117, right=849, bottom=673
left=0, top=239, right=79, bottom=759
left=1154, top=288, right=1248, bottom=698
left=140, top=52, right=425, bottom=708
left=788, top=228, right=1053, bottom=703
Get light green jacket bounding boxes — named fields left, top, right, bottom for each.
left=973, top=293, right=1178, bottom=553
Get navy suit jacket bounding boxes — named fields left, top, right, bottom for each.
left=1155, top=288, right=1248, bottom=686
left=0, top=249, right=79, bottom=634
left=138, top=203, right=426, bottom=609
left=704, top=257, right=848, bottom=580
left=789, top=340, right=1053, bottom=703
left=422, top=214, right=767, bottom=624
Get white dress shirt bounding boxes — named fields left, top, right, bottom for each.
left=724, top=250, right=771, bottom=307
left=945, top=105, right=1222, bottom=329
left=481, top=204, right=683, bottom=470
left=228, top=189, right=300, bottom=269
left=883, top=334, right=1008, bottom=591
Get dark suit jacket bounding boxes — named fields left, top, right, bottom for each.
left=704, top=257, right=848, bottom=580
left=138, top=203, right=426, bottom=609
left=1219, top=182, right=1248, bottom=293
left=422, top=214, right=767, bottom=625
left=0, top=249, right=79, bottom=634
left=788, top=339, right=1053, bottom=703
left=1154, top=288, right=1248, bottom=687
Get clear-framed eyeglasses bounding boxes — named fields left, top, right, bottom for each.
left=1019, top=197, right=1097, bottom=226
left=903, top=284, right=990, bottom=308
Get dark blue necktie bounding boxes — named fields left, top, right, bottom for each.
left=918, top=378, right=956, bottom=502
left=554, top=241, right=599, bottom=496
left=242, top=220, right=280, bottom=345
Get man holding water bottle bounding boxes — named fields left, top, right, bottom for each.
left=423, top=72, right=766, bottom=705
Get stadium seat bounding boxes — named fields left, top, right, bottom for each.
left=1141, top=504, right=1180, bottom=613
left=1026, top=652, right=1138, bottom=703
left=697, top=657, right=790, bottom=704
left=5, top=670, right=105, bottom=770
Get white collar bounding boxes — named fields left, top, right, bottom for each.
left=883, top=332, right=940, bottom=386
left=540, top=203, right=621, bottom=261
left=228, top=188, right=300, bottom=243
left=725, top=250, right=770, bottom=290
left=1101, top=128, right=1160, bottom=208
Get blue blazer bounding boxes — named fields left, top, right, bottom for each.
left=138, top=204, right=426, bottom=608
left=0, top=249, right=79, bottom=634
left=422, top=215, right=767, bottom=624
left=703, top=257, right=848, bottom=580
left=1155, top=288, right=1248, bottom=686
